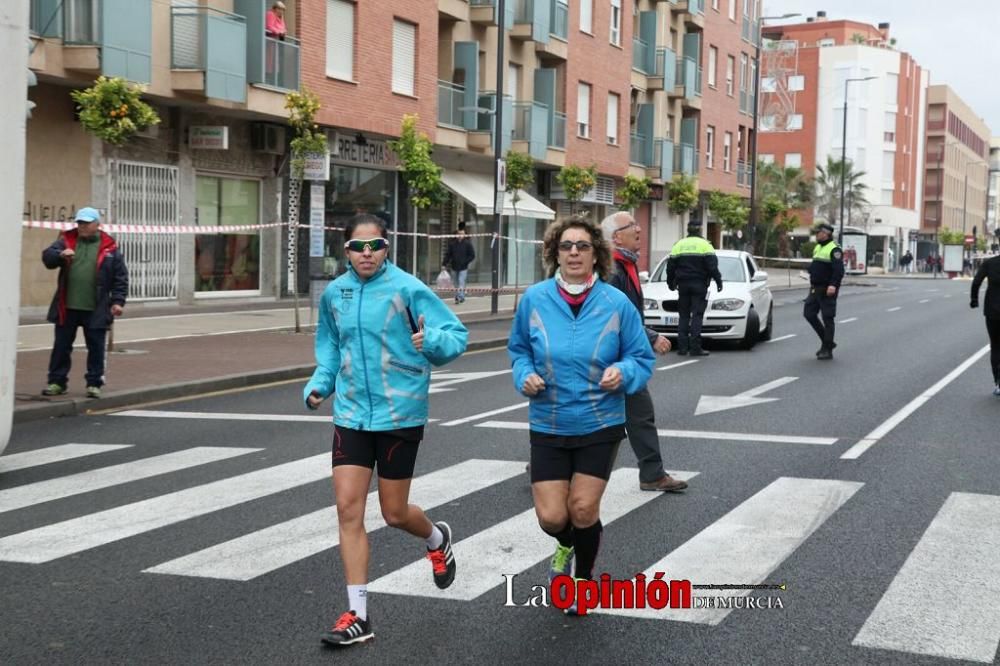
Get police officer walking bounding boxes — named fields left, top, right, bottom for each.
left=804, top=223, right=845, bottom=360
left=666, top=221, right=723, bottom=356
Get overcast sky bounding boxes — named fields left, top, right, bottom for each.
left=761, top=0, right=1000, bottom=135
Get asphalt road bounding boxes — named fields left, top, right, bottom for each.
left=2, top=277, right=998, bottom=666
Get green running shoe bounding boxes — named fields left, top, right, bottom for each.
left=549, top=543, right=574, bottom=583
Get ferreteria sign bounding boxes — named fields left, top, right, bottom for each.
left=331, top=132, right=399, bottom=169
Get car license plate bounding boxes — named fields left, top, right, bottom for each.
left=665, top=314, right=679, bottom=326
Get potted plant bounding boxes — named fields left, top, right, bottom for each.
left=71, top=76, right=160, bottom=146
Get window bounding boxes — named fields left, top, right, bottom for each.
left=784, top=153, right=802, bottom=168
left=788, top=114, right=803, bottom=130
left=818, top=38, right=835, bottom=47
left=326, top=0, right=355, bottom=81
left=728, top=0, right=736, bottom=20
left=788, top=75, right=805, bottom=91
left=761, top=76, right=777, bottom=93
left=707, top=47, right=718, bottom=88
left=507, top=63, right=520, bottom=98
left=577, top=82, right=591, bottom=138
left=723, top=132, right=732, bottom=171
left=856, top=147, right=866, bottom=167
left=726, top=55, right=735, bottom=95
left=580, top=0, right=592, bottom=33
left=884, top=111, right=896, bottom=142
left=739, top=53, right=748, bottom=91
left=881, top=188, right=894, bottom=206
left=743, top=0, right=753, bottom=20
left=392, top=20, right=416, bottom=96
left=885, top=73, right=899, bottom=103
left=606, top=93, right=619, bottom=145
left=759, top=153, right=775, bottom=164
left=195, top=176, right=261, bottom=292
left=610, top=0, right=621, bottom=46
left=705, top=125, right=715, bottom=168
left=883, top=150, right=895, bottom=178
left=712, top=0, right=720, bottom=9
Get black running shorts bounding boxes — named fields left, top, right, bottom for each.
left=529, top=439, right=621, bottom=483
left=332, top=425, right=424, bottom=480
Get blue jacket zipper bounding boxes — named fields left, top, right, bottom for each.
left=357, top=280, right=374, bottom=430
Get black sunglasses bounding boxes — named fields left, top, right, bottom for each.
left=558, top=240, right=594, bottom=252
left=344, top=238, right=389, bottom=253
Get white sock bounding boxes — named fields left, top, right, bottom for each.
left=347, top=585, right=367, bottom=621
left=425, top=524, right=444, bottom=550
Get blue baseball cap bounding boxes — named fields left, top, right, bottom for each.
left=74, top=207, right=101, bottom=223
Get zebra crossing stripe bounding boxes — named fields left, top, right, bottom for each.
left=367, top=468, right=700, bottom=601
left=852, top=493, right=1000, bottom=663
left=144, top=459, right=525, bottom=581
left=0, top=447, right=259, bottom=515
left=594, top=477, right=862, bottom=624
left=0, top=444, right=132, bottom=473
left=0, top=453, right=331, bottom=564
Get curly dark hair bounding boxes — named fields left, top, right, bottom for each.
left=541, top=215, right=612, bottom=281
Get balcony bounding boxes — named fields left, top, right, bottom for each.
left=257, top=36, right=299, bottom=91
left=30, top=0, right=152, bottom=82
left=438, top=0, right=470, bottom=22
left=651, top=138, right=675, bottom=181
left=673, top=56, right=702, bottom=106
left=633, top=38, right=651, bottom=74
left=679, top=0, right=706, bottom=28
left=550, top=111, right=566, bottom=149
left=674, top=142, right=698, bottom=176
left=171, top=6, right=247, bottom=103
left=927, top=119, right=946, bottom=131
left=468, top=91, right=513, bottom=154
left=736, top=161, right=753, bottom=188
left=512, top=101, right=551, bottom=160
left=551, top=0, right=569, bottom=40
left=630, top=133, right=651, bottom=167
left=437, top=80, right=465, bottom=128
left=469, top=0, right=500, bottom=26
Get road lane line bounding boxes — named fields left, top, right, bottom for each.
left=115, top=410, right=332, bottom=422
left=853, top=493, right=1000, bottom=663
left=596, top=477, right=862, bottom=623
left=475, top=421, right=837, bottom=446
left=146, top=459, right=524, bottom=580
left=839, top=317, right=858, bottom=324
left=0, top=447, right=258, bottom=514
left=440, top=402, right=529, bottom=427
left=0, top=444, right=132, bottom=474
left=765, top=334, right=796, bottom=343
left=0, top=454, right=332, bottom=563
left=368, top=469, right=699, bottom=600
left=657, top=360, right=700, bottom=371
left=887, top=307, right=902, bottom=312
left=841, top=344, right=991, bottom=460
left=918, top=299, right=930, bottom=304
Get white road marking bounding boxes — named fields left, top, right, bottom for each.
left=475, top=421, right=837, bottom=446
left=0, top=444, right=131, bottom=474
left=0, top=447, right=258, bottom=514
left=657, top=360, right=700, bottom=371
left=943, top=294, right=952, bottom=299
left=918, top=299, right=930, bottom=304
left=0, top=454, right=332, bottom=563
left=596, top=477, right=862, bottom=623
left=887, top=307, right=902, bottom=312
left=839, top=317, right=858, bottom=324
left=853, top=493, right=1000, bottom=663
left=429, top=370, right=512, bottom=394
left=145, top=459, right=524, bottom=581
left=764, top=334, right=796, bottom=343
left=113, top=409, right=437, bottom=424
left=368, top=469, right=700, bottom=600
left=694, top=377, right=798, bottom=416
left=440, top=402, right=529, bottom=427
left=841, top=344, right=992, bottom=459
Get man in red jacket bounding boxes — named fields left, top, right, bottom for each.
left=41, top=207, right=129, bottom=399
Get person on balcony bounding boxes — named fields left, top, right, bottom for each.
left=265, top=1, right=287, bottom=40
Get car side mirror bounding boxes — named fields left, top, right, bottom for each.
left=639, top=271, right=650, bottom=283
left=752, top=271, right=768, bottom=283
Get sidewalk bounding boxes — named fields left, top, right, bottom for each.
left=14, top=294, right=518, bottom=424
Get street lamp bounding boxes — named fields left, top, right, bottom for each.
left=748, top=12, right=800, bottom=252
left=838, top=76, right=878, bottom=245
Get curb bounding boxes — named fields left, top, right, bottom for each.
left=13, top=336, right=512, bottom=424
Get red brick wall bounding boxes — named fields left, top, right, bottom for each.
left=297, top=0, right=438, bottom=138
left=896, top=53, right=922, bottom=212
left=761, top=20, right=883, bottom=48
left=562, top=0, right=633, bottom=178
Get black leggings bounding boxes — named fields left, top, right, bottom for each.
left=988, top=319, right=1000, bottom=384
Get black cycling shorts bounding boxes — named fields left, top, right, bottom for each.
left=332, top=425, right=424, bottom=480
left=529, top=439, right=621, bottom=483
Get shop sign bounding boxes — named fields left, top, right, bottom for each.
left=189, top=126, right=229, bottom=150
left=303, top=151, right=330, bottom=181
left=331, top=133, right=399, bottom=169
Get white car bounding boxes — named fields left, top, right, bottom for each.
left=642, top=249, right=774, bottom=349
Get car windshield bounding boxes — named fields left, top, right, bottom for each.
left=651, top=256, right=746, bottom=283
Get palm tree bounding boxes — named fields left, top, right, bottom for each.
left=814, top=156, right=869, bottom=230
left=756, top=161, right=812, bottom=257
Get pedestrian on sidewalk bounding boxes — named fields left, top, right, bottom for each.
left=666, top=221, right=723, bottom=356
left=601, top=212, right=688, bottom=493
left=443, top=222, right=475, bottom=304
left=803, top=223, right=844, bottom=360
left=970, top=252, right=1000, bottom=396
left=305, top=214, right=468, bottom=646
left=508, top=215, right=654, bottom=614
left=40, top=207, right=128, bottom=399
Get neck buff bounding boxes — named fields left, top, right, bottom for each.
left=554, top=269, right=597, bottom=306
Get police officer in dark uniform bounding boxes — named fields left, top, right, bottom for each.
left=667, top=221, right=723, bottom=356
left=804, top=223, right=845, bottom=360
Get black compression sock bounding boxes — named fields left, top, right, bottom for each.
left=572, top=520, right=603, bottom=580
left=542, top=523, right=575, bottom=548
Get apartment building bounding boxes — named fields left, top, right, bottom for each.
left=989, top=137, right=1000, bottom=247
left=24, top=0, right=303, bottom=311
left=920, top=85, right=991, bottom=260
left=759, top=13, right=928, bottom=267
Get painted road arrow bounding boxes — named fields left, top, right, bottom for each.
left=694, top=377, right=798, bottom=416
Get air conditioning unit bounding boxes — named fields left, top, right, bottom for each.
left=251, top=123, right=286, bottom=155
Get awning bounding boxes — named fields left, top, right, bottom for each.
left=440, top=170, right=555, bottom=220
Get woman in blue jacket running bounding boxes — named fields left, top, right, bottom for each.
left=305, top=214, right=468, bottom=646
left=508, top=215, right=655, bottom=614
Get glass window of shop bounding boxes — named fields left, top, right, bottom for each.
left=413, top=195, right=497, bottom=287
left=195, top=176, right=261, bottom=293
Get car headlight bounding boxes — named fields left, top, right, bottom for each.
left=711, top=298, right=746, bottom=311
left=643, top=298, right=659, bottom=311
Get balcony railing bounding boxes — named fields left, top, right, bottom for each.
left=262, top=35, right=299, bottom=90
left=676, top=56, right=702, bottom=98
left=686, top=0, right=704, bottom=15
left=469, top=0, right=495, bottom=5
left=736, top=160, right=753, bottom=187
left=652, top=138, right=674, bottom=180
left=927, top=119, right=946, bottom=130
left=512, top=100, right=551, bottom=159
left=674, top=142, right=698, bottom=175
left=171, top=6, right=247, bottom=103
left=438, top=80, right=465, bottom=128
left=630, top=133, right=650, bottom=166
left=64, top=0, right=100, bottom=44
left=513, top=0, right=533, bottom=24
left=550, top=111, right=566, bottom=149
left=551, top=0, right=569, bottom=39
left=632, top=37, right=649, bottom=73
